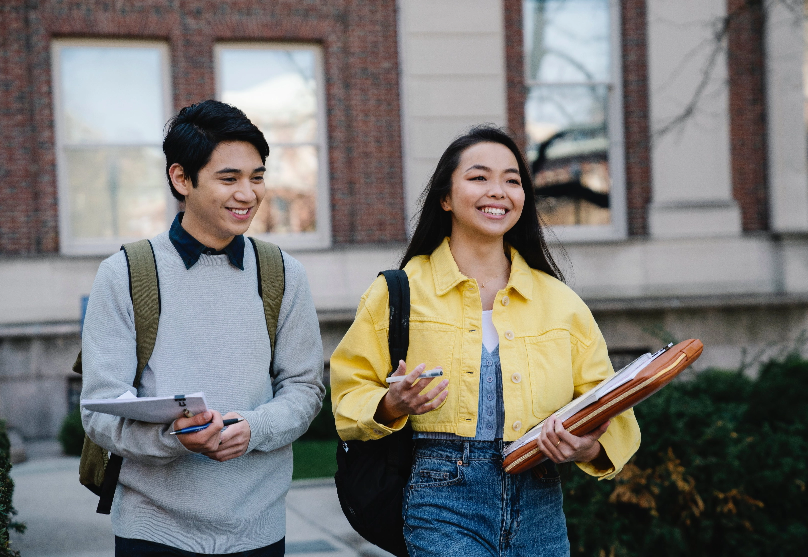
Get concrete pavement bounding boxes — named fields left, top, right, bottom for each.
left=8, top=455, right=393, bottom=557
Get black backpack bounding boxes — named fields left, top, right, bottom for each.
left=334, top=270, right=413, bottom=557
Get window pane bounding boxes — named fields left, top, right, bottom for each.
left=526, top=84, right=610, bottom=226
left=60, top=47, right=164, bottom=144
left=65, top=146, right=167, bottom=239
left=220, top=48, right=318, bottom=144
left=247, top=146, right=318, bottom=235
left=524, top=0, right=610, bottom=83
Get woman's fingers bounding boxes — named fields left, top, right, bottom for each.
left=402, top=363, right=426, bottom=386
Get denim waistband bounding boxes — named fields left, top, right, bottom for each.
left=413, top=438, right=559, bottom=478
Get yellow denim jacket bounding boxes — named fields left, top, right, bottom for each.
left=330, top=238, right=640, bottom=479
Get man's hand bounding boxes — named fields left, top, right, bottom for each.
left=173, top=410, right=225, bottom=453
left=537, top=413, right=611, bottom=464
left=374, top=361, right=449, bottom=424
left=202, top=412, right=251, bottom=462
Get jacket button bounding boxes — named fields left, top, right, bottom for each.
left=512, top=421, right=522, bottom=431
left=504, top=330, right=514, bottom=340
left=502, top=295, right=510, bottom=306
left=511, top=372, right=521, bottom=383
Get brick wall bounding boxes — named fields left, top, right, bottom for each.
left=503, top=0, right=527, bottom=153
left=622, top=0, right=652, bottom=237
left=0, top=0, right=405, bottom=255
left=727, top=0, right=769, bottom=232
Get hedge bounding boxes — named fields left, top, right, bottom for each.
left=0, top=421, right=24, bottom=557
left=564, top=352, right=808, bottom=556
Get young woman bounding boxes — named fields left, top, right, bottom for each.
left=330, top=126, right=640, bottom=557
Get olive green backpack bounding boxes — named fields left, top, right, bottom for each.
left=72, top=237, right=285, bottom=514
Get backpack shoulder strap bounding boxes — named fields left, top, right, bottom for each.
left=248, top=237, right=285, bottom=378
left=71, top=240, right=160, bottom=385
left=378, top=270, right=410, bottom=376
left=121, top=239, right=160, bottom=389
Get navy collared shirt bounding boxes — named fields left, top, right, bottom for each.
left=169, top=213, right=246, bottom=270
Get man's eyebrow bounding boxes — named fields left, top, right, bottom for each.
left=214, top=166, right=267, bottom=175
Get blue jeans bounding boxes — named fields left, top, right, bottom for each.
left=403, top=440, right=570, bottom=557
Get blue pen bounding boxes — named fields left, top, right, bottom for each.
left=169, top=417, right=244, bottom=435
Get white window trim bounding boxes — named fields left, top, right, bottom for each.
left=215, top=42, right=332, bottom=251
left=52, top=38, right=175, bottom=256
left=525, top=0, right=627, bottom=244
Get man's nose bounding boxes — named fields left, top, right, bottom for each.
left=233, top=179, right=256, bottom=202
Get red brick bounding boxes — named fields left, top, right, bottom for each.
left=0, top=0, right=405, bottom=255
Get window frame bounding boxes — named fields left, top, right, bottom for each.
left=52, top=38, right=175, bottom=256
left=214, top=42, right=332, bottom=251
left=524, top=0, right=627, bottom=242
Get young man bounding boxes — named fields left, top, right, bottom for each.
left=81, top=100, right=325, bottom=556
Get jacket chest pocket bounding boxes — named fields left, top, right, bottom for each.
left=405, top=322, right=457, bottom=384
left=524, top=331, right=575, bottom=419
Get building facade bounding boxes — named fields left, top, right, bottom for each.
left=1, top=0, right=807, bottom=445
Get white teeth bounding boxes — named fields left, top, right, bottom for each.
left=230, top=208, right=249, bottom=215
left=482, top=207, right=506, bottom=216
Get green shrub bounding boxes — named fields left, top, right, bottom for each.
left=0, top=420, right=24, bottom=557
left=58, top=407, right=85, bottom=457
left=564, top=353, right=808, bottom=557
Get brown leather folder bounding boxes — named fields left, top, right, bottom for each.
left=502, top=339, right=704, bottom=474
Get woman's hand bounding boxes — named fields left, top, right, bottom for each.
left=537, top=413, right=611, bottom=464
left=374, top=361, right=449, bottom=424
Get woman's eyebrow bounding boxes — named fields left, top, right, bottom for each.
left=464, top=164, right=520, bottom=175
left=465, top=164, right=491, bottom=173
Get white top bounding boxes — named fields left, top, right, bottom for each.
left=481, top=310, right=499, bottom=353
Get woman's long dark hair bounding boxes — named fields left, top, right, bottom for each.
left=400, top=125, right=563, bottom=282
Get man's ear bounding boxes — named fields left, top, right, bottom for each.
left=169, top=163, right=192, bottom=197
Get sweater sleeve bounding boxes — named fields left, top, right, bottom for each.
left=80, top=253, right=192, bottom=465
left=239, top=253, right=326, bottom=453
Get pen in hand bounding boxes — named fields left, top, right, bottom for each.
left=386, top=368, right=443, bottom=383
left=170, top=417, right=245, bottom=435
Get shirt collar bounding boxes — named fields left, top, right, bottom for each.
left=430, top=237, right=534, bottom=300
left=169, top=212, right=245, bottom=270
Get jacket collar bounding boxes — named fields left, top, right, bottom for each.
left=169, top=212, right=245, bottom=270
left=430, top=237, right=534, bottom=301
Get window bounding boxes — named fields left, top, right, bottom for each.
left=216, top=44, right=330, bottom=249
left=524, top=0, right=625, bottom=238
left=52, top=40, right=172, bottom=254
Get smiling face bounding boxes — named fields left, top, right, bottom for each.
left=440, top=141, right=525, bottom=243
left=170, top=141, right=266, bottom=249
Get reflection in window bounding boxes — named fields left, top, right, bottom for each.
left=218, top=45, right=326, bottom=243
left=54, top=42, right=170, bottom=250
left=524, top=0, right=612, bottom=226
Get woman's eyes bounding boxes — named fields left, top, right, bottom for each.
left=468, top=175, right=521, bottom=186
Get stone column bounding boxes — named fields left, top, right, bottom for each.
left=646, top=0, right=742, bottom=238
left=397, top=0, right=509, bottom=232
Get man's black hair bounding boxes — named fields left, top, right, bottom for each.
left=162, top=100, right=270, bottom=201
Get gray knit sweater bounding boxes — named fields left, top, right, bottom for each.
left=80, top=231, right=325, bottom=553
